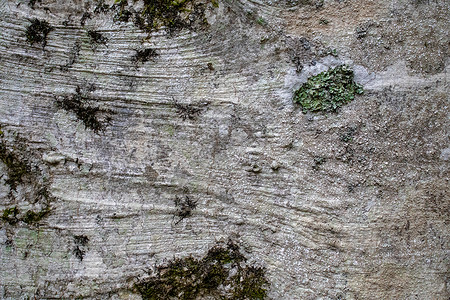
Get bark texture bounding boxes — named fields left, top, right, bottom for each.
left=0, top=0, right=449, bottom=299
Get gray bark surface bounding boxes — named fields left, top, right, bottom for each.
left=0, top=0, right=449, bottom=299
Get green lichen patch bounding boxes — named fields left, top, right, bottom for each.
left=135, top=241, right=268, bottom=299
left=25, top=18, right=53, bottom=47
left=56, top=86, right=111, bottom=133
left=293, top=65, right=363, bottom=113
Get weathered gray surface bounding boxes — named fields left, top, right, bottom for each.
left=0, top=0, right=449, bottom=299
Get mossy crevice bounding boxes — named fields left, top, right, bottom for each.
left=0, top=140, right=31, bottom=191
left=293, top=65, right=363, bottom=113
left=135, top=241, right=269, bottom=299
left=0, top=127, right=54, bottom=227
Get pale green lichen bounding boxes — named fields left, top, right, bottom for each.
left=293, top=65, right=363, bottom=113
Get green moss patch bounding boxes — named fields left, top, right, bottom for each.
left=293, top=65, right=363, bottom=113
left=136, top=241, right=269, bottom=299
left=25, top=18, right=53, bottom=47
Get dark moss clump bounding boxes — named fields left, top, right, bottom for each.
left=132, top=48, right=159, bottom=64
left=0, top=139, right=31, bottom=191
left=74, top=235, right=89, bottom=246
left=73, top=246, right=85, bottom=261
left=92, top=0, right=132, bottom=22
left=80, top=12, right=92, bottom=26
left=173, top=101, right=204, bottom=121
left=92, top=0, right=212, bottom=35
left=312, top=156, right=326, bottom=171
left=232, top=266, right=268, bottom=299
left=87, top=30, right=108, bottom=47
left=1, top=206, right=51, bottom=226
left=25, top=18, right=53, bottom=47
left=56, top=86, right=111, bottom=133
left=174, top=195, right=197, bottom=224
left=1, top=207, right=19, bottom=225
left=22, top=207, right=50, bottom=224
left=73, top=235, right=89, bottom=261
left=113, top=0, right=132, bottom=22
left=293, top=65, right=363, bottom=113
left=94, top=0, right=110, bottom=14
left=28, top=0, right=42, bottom=9
left=136, top=0, right=208, bottom=34
left=340, top=127, right=357, bottom=143
left=136, top=241, right=268, bottom=299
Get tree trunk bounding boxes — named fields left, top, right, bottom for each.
left=0, top=0, right=448, bottom=299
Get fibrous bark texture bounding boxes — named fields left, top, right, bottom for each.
left=0, top=0, right=449, bottom=299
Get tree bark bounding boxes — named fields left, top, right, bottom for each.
left=0, top=0, right=449, bottom=299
